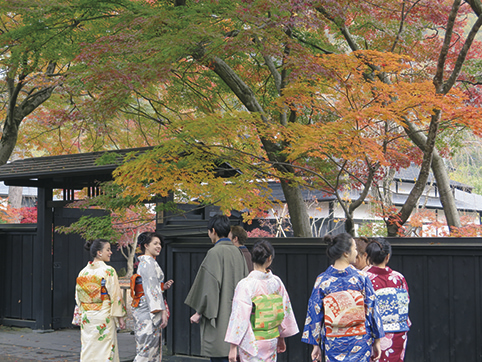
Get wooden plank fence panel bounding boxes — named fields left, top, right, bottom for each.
left=0, top=228, right=37, bottom=327
left=3, top=233, right=14, bottom=319
left=21, top=235, right=34, bottom=320
left=189, top=250, right=206, bottom=357
left=452, top=256, right=477, bottom=362
left=427, top=255, right=452, bottom=362
left=400, top=255, right=425, bottom=362
left=172, top=251, right=192, bottom=356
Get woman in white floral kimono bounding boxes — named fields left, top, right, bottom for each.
left=225, top=239, right=299, bottom=362
left=132, top=232, right=173, bottom=362
left=75, top=239, right=126, bottom=362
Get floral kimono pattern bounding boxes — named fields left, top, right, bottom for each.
left=366, top=266, right=411, bottom=362
left=132, top=255, right=166, bottom=362
left=302, top=265, right=385, bottom=362
left=75, top=261, right=125, bottom=362
left=225, top=270, right=299, bottom=362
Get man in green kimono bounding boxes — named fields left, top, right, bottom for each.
left=185, top=215, right=249, bottom=362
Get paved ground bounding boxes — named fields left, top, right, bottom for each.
left=0, top=325, right=177, bottom=362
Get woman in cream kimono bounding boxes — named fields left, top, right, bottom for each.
left=225, top=239, right=299, bottom=362
left=132, top=232, right=173, bottom=362
left=75, top=239, right=126, bottom=362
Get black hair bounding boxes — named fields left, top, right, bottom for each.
left=84, top=239, right=110, bottom=259
left=324, top=233, right=354, bottom=261
left=252, top=239, right=275, bottom=265
left=366, top=238, right=392, bottom=265
left=137, top=231, right=165, bottom=254
left=230, top=225, right=247, bottom=245
left=207, top=214, right=231, bottom=238
left=354, top=236, right=369, bottom=256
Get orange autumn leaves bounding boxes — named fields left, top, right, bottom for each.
left=271, top=50, right=482, bottom=172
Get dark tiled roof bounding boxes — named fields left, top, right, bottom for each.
left=394, top=164, right=471, bottom=190
left=0, top=147, right=152, bottom=188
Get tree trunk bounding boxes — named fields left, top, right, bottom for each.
left=126, top=246, right=135, bottom=278
left=8, top=186, right=23, bottom=208
left=124, top=237, right=138, bottom=278
left=209, top=56, right=313, bottom=237
left=0, top=63, right=57, bottom=166
left=279, top=181, right=312, bottom=237
left=404, top=120, right=461, bottom=229
left=431, top=154, right=461, bottom=229
left=387, top=110, right=441, bottom=236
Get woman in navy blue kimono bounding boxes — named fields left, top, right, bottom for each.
left=301, top=233, right=385, bottom=362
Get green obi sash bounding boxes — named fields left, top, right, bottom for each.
left=250, top=293, right=284, bottom=340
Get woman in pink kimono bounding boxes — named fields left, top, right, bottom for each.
left=225, top=239, right=299, bottom=362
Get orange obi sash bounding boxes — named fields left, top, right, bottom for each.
left=130, top=274, right=144, bottom=308
left=76, top=275, right=110, bottom=311
left=130, top=274, right=168, bottom=310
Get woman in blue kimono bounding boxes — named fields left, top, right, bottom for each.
left=301, top=233, right=385, bottom=362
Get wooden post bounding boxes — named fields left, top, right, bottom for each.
left=33, top=186, right=53, bottom=330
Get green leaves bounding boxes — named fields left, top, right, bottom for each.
left=56, top=215, right=120, bottom=242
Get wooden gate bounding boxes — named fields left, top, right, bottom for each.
left=0, top=225, right=37, bottom=328
left=51, top=207, right=128, bottom=329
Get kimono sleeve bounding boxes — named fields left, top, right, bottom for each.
left=105, top=266, right=126, bottom=318
left=138, top=258, right=165, bottom=313
left=363, top=274, right=385, bottom=339
left=278, top=278, right=299, bottom=338
left=301, top=275, right=324, bottom=345
left=224, top=278, right=258, bottom=356
left=184, top=264, right=220, bottom=321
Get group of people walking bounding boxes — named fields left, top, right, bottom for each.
left=74, top=214, right=410, bottom=362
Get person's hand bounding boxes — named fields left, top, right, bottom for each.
left=228, top=344, right=238, bottom=362
left=164, top=279, right=174, bottom=290
left=311, top=345, right=322, bottom=362
left=160, top=310, right=168, bottom=329
left=190, top=312, right=201, bottom=324
left=371, top=339, right=381, bottom=361
left=118, top=317, right=126, bottom=330
left=277, top=337, right=286, bottom=353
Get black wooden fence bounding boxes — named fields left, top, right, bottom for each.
left=0, top=225, right=38, bottom=328
left=163, top=236, right=482, bottom=362
left=2, top=228, right=482, bottom=362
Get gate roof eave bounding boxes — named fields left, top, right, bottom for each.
left=0, top=147, right=154, bottom=189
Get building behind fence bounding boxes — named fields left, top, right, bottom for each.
left=1, top=226, right=482, bottom=362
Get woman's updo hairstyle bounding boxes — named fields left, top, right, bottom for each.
left=366, top=238, right=392, bottom=265
left=324, top=233, right=354, bottom=261
left=354, top=236, right=369, bottom=256
left=252, top=239, right=275, bottom=265
left=84, top=239, right=110, bottom=259
left=137, top=231, right=164, bottom=254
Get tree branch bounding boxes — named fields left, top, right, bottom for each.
left=433, top=0, right=461, bottom=91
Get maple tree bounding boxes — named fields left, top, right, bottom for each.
left=57, top=203, right=156, bottom=277
left=6, top=0, right=482, bottom=238
left=68, top=0, right=482, bottom=236
left=0, top=0, right=149, bottom=163
left=311, top=0, right=482, bottom=236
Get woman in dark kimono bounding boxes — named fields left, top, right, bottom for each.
left=132, top=232, right=173, bottom=362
